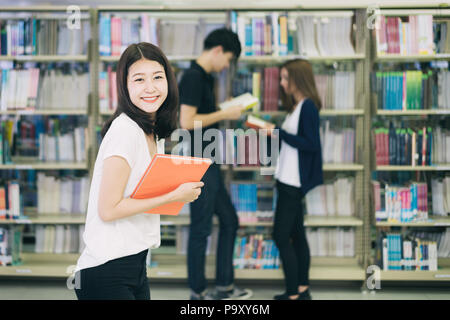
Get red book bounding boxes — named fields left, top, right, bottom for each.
left=130, top=154, right=211, bottom=215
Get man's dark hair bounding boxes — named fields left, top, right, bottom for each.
left=203, top=28, right=241, bottom=58
left=101, top=42, right=179, bottom=139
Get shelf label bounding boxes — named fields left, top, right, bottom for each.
left=156, top=271, right=173, bottom=276
left=434, top=274, right=450, bottom=278
left=14, top=165, right=33, bottom=170
left=15, top=269, right=32, bottom=274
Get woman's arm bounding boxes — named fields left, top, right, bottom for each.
left=97, top=156, right=202, bottom=222
left=277, top=103, right=321, bottom=152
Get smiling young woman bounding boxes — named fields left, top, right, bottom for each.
left=73, top=43, right=204, bottom=300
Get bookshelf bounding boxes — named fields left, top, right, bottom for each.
left=369, top=8, right=450, bottom=281
left=0, top=6, right=94, bottom=267
left=0, top=4, right=448, bottom=286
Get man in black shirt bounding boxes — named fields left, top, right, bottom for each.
left=179, top=28, right=252, bottom=300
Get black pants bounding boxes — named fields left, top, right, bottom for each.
left=273, top=181, right=310, bottom=295
left=74, top=249, right=150, bottom=300
left=188, top=163, right=239, bottom=294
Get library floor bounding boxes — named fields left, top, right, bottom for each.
left=0, top=280, right=448, bottom=300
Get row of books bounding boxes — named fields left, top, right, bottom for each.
left=372, top=69, right=450, bottom=111
left=434, top=20, right=450, bottom=54
left=0, top=181, right=21, bottom=220
left=0, top=66, right=90, bottom=111
left=231, top=12, right=355, bottom=57
left=320, top=120, right=355, bottom=164
left=375, top=15, right=436, bottom=56
left=0, top=117, right=88, bottom=164
left=232, top=67, right=357, bottom=111
left=37, top=173, right=89, bottom=215
left=431, top=177, right=450, bottom=217
left=307, top=228, right=355, bottom=257
left=99, top=66, right=118, bottom=113
left=232, top=67, right=280, bottom=112
left=34, top=224, right=85, bottom=254
left=0, top=226, right=22, bottom=266
left=230, top=183, right=275, bottom=223
left=432, top=126, right=450, bottom=166
left=99, top=13, right=224, bottom=56
left=381, top=233, right=437, bottom=271
left=315, top=72, right=356, bottom=110
left=373, top=123, right=443, bottom=166
left=0, top=18, right=90, bottom=56
left=372, top=181, right=428, bottom=222
left=233, top=234, right=280, bottom=269
left=305, top=177, right=355, bottom=217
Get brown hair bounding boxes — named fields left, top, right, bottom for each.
left=280, top=59, right=322, bottom=113
left=101, top=42, right=179, bottom=138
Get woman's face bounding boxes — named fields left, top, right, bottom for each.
left=127, top=59, right=168, bottom=113
left=280, top=67, right=291, bottom=95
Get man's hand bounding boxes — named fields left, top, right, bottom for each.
left=221, top=104, right=245, bottom=120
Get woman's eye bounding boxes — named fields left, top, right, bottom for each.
left=135, top=78, right=144, bottom=82
left=154, top=76, right=164, bottom=80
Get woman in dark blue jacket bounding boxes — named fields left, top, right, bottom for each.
left=272, top=59, right=323, bottom=300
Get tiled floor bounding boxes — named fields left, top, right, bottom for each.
left=0, top=280, right=448, bottom=300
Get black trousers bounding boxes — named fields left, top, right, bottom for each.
left=74, top=249, right=150, bottom=300
left=273, top=181, right=310, bottom=295
left=188, top=163, right=239, bottom=294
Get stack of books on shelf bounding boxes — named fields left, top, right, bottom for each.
left=431, top=176, right=450, bottom=216
left=315, top=71, right=356, bottom=110
left=376, top=229, right=450, bottom=271
left=37, top=173, right=89, bottom=215
left=0, top=181, right=21, bottom=220
left=0, top=226, right=22, bottom=266
left=0, top=64, right=89, bottom=111
left=373, top=123, right=449, bottom=166
left=0, top=116, right=88, bottom=164
left=233, top=233, right=280, bottom=269
left=375, top=15, right=436, bottom=56
left=372, top=69, right=450, bottom=111
left=372, top=180, right=429, bottom=222
left=231, top=12, right=355, bottom=57
left=0, top=14, right=90, bottom=56
left=230, top=183, right=275, bottom=223
left=434, top=20, right=450, bottom=54
left=99, top=65, right=117, bottom=113
left=232, top=67, right=280, bottom=112
left=306, top=228, right=355, bottom=257
left=34, top=224, right=85, bottom=254
left=305, top=177, right=355, bottom=217
left=320, top=120, right=355, bottom=164
left=99, top=12, right=225, bottom=56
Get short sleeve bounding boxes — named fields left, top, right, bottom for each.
left=101, top=119, right=139, bottom=168
left=179, top=70, right=203, bottom=108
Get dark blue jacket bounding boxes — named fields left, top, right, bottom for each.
left=277, top=98, right=323, bottom=195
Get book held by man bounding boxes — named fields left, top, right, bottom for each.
left=130, top=154, right=212, bottom=215
left=219, top=93, right=259, bottom=111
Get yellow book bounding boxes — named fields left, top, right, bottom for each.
left=219, top=93, right=259, bottom=111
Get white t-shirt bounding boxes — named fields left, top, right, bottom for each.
left=275, top=99, right=303, bottom=188
left=76, top=113, right=165, bottom=272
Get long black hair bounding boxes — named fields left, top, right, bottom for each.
left=101, top=42, right=179, bottom=139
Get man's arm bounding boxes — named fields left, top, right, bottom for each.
left=179, top=104, right=243, bottom=130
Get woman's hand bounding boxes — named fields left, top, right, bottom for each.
left=169, top=182, right=204, bottom=203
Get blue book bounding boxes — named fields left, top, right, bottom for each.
left=245, top=23, right=253, bottom=56
left=99, top=14, right=111, bottom=56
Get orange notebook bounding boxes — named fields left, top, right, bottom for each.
left=130, top=154, right=212, bottom=215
